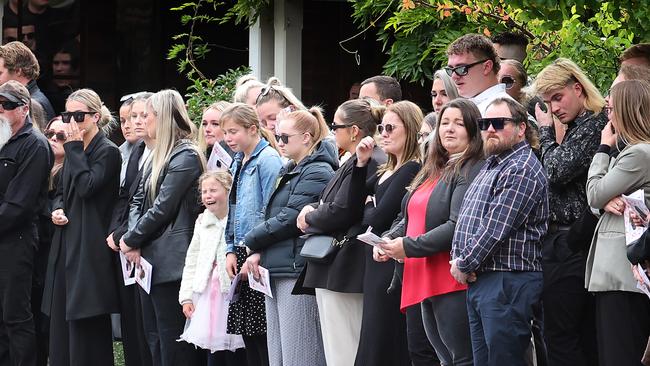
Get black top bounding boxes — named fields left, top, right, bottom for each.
left=27, top=80, right=56, bottom=122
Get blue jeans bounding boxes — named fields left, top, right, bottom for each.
left=466, top=271, right=542, bottom=366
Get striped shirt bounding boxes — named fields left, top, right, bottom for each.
left=452, top=140, right=549, bottom=273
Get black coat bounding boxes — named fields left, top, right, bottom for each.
left=245, top=141, right=338, bottom=278
left=301, top=147, right=387, bottom=293
left=109, top=140, right=145, bottom=235
left=122, top=140, right=203, bottom=285
left=42, top=131, right=121, bottom=320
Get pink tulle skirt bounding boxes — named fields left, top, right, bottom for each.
left=178, top=264, right=245, bottom=353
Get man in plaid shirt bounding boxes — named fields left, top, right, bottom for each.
left=450, top=97, right=549, bottom=366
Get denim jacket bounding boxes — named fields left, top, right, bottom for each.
left=226, top=138, right=282, bottom=253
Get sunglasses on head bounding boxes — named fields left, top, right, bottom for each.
left=61, top=111, right=95, bottom=123
left=0, top=100, right=25, bottom=111
left=377, top=123, right=399, bottom=134
left=444, top=59, right=488, bottom=77
left=500, top=76, right=515, bottom=90
left=44, top=129, right=67, bottom=142
left=478, top=117, right=518, bottom=131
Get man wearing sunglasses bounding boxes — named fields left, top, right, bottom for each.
left=0, top=80, right=52, bottom=365
left=451, top=97, right=549, bottom=366
left=446, top=34, right=514, bottom=116
left=0, top=42, right=55, bottom=121
left=531, top=58, right=608, bottom=366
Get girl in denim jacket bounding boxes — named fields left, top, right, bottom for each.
left=221, top=103, right=282, bottom=366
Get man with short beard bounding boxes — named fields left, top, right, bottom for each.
left=0, top=116, right=12, bottom=150
left=0, top=80, right=51, bottom=366
left=450, top=97, right=549, bottom=366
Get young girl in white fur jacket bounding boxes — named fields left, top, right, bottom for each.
left=178, top=171, right=244, bottom=353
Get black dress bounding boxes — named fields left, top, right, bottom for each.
left=353, top=160, right=420, bottom=366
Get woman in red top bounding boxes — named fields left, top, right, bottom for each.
left=381, top=98, right=484, bottom=365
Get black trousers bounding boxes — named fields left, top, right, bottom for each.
left=542, top=230, right=597, bottom=366
left=115, top=257, right=152, bottom=366
left=0, top=238, right=37, bottom=366
left=48, top=239, right=113, bottom=366
left=405, top=305, right=439, bottom=366
left=595, top=291, right=650, bottom=366
left=139, top=281, right=197, bottom=366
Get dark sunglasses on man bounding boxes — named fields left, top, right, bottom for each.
left=444, top=59, right=488, bottom=77
left=44, top=129, right=67, bottom=142
left=500, top=76, right=516, bottom=90
left=0, top=100, right=25, bottom=111
left=477, top=117, right=519, bottom=131
left=61, top=111, right=95, bottom=123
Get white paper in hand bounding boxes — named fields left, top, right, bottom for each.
left=356, top=226, right=386, bottom=248
left=636, top=264, right=650, bottom=299
left=622, top=189, right=649, bottom=245
left=119, top=252, right=136, bottom=286
left=248, top=266, right=273, bottom=298
left=207, top=143, right=233, bottom=172
left=135, top=257, right=153, bottom=294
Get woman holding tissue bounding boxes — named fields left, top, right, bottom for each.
left=43, top=89, right=121, bottom=366
left=585, top=79, right=650, bottom=366
left=381, top=98, right=485, bottom=366
left=351, top=100, right=422, bottom=366
left=119, top=89, right=205, bottom=366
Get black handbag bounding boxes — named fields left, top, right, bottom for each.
left=627, top=229, right=650, bottom=265
left=300, top=234, right=347, bottom=263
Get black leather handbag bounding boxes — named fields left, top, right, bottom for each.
left=300, top=235, right=346, bottom=263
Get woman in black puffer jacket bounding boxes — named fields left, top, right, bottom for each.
left=244, top=107, right=336, bottom=366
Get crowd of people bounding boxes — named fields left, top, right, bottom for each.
left=0, top=29, right=650, bottom=366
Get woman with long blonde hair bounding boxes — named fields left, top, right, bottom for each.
left=120, top=89, right=206, bottom=366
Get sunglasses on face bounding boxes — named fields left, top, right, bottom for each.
left=275, top=133, right=302, bottom=144
left=61, top=111, right=95, bottom=123
left=329, top=123, right=354, bottom=131
left=478, top=117, right=518, bottom=131
left=444, top=59, right=488, bottom=77
left=501, top=76, right=516, bottom=90
left=44, top=129, right=67, bottom=142
left=377, top=123, right=399, bottom=134
left=0, top=100, right=25, bottom=111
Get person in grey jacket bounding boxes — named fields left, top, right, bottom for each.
left=585, top=80, right=650, bottom=366
left=381, top=98, right=484, bottom=366
left=245, top=107, right=337, bottom=366
left=119, top=90, right=205, bottom=366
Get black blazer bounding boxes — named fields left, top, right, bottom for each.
left=301, top=147, right=387, bottom=293
left=386, top=159, right=485, bottom=257
left=109, top=140, right=145, bottom=235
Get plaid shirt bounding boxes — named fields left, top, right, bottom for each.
left=452, top=141, right=549, bottom=273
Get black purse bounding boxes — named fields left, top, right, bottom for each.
left=300, top=234, right=348, bottom=263
left=627, top=229, right=650, bottom=265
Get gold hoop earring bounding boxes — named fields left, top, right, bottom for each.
left=351, top=135, right=356, bottom=142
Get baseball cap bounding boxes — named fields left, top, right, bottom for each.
left=0, top=80, right=29, bottom=105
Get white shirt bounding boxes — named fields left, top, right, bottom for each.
left=139, top=147, right=152, bottom=171
left=470, top=83, right=514, bottom=117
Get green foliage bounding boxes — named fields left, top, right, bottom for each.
left=184, top=66, right=251, bottom=123
left=351, top=0, right=647, bottom=91
left=168, top=1, right=251, bottom=123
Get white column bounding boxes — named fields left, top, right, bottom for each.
left=249, top=6, right=274, bottom=81
left=273, top=0, right=303, bottom=98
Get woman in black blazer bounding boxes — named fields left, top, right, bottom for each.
left=381, top=98, right=485, bottom=366
left=352, top=101, right=422, bottom=366
left=43, top=89, right=121, bottom=366
left=296, top=98, right=387, bottom=366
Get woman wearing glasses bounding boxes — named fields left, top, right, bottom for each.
left=42, top=89, right=121, bottom=366
left=221, top=103, right=283, bottom=366
left=381, top=99, right=485, bottom=366
left=119, top=90, right=206, bottom=366
left=244, top=107, right=336, bottom=366
left=351, top=101, right=422, bottom=366
left=498, top=59, right=527, bottom=104
left=296, top=98, right=387, bottom=366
